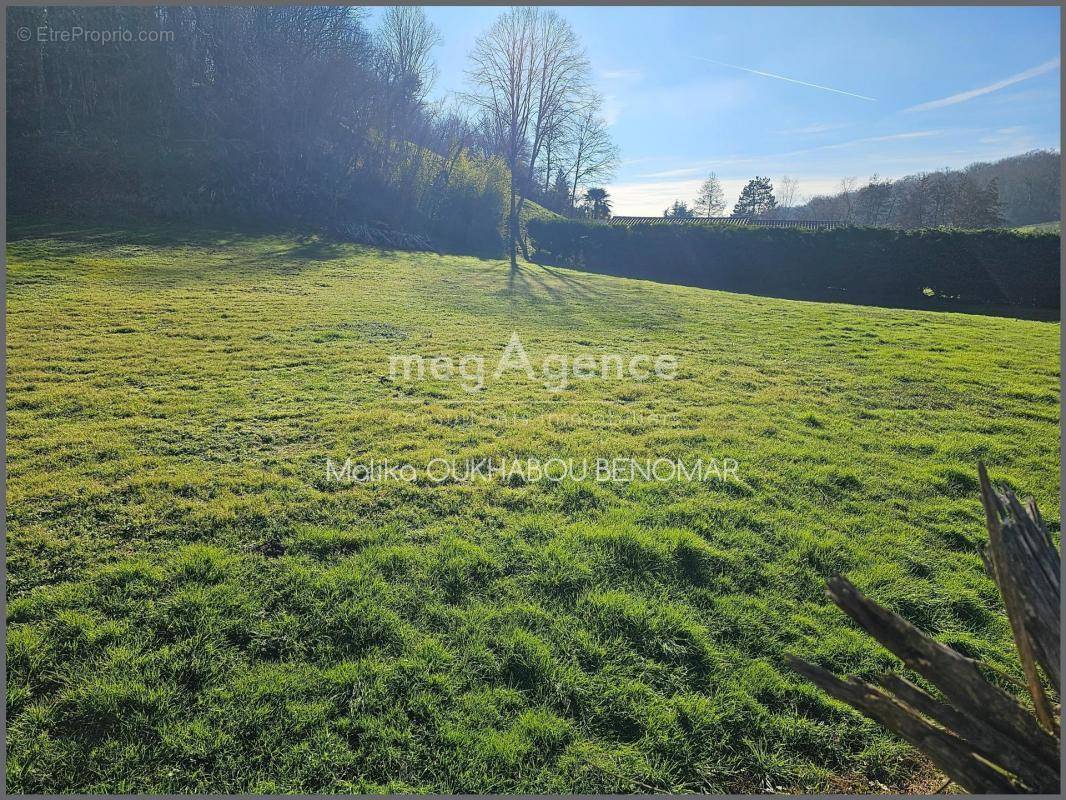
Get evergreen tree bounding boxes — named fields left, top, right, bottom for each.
left=551, top=168, right=573, bottom=213
left=694, top=173, right=725, bottom=217
left=664, top=199, right=695, bottom=218
left=732, top=177, right=777, bottom=218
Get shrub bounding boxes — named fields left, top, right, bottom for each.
left=527, top=219, right=1060, bottom=311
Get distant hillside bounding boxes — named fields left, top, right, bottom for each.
left=965, top=150, right=1060, bottom=226
left=792, top=150, right=1060, bottom=228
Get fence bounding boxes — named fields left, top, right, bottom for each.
left=608, top=216, right=848, bottom=230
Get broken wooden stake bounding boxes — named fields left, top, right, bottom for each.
left=787, top=464, right=1060, bottom=793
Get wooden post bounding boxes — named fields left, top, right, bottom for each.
left=786, top=464, right=1060, bottom=793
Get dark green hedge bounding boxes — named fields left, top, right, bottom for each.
left=527, top=219, right=1060, bottom=312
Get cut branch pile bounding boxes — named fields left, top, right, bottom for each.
left=786, top=464, right=1060, bottom=793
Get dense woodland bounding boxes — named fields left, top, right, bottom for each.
left=789, top=150, right=1060, bottom=228
left=8, top=6, right=617, bottom=254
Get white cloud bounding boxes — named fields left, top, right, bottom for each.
left=631, top=130, right=945, bottom=182
left=599, top=68, right=643, bottom=81
left=602, top=94, right=623, bottom=127
left=606, top=179, right=709, bottom=217
left=977, top=126, right=1037, bottom=150
left=812, top=130, right=943, bottom=152
left=636, top=166, right=706, bottom=179
left=777, top=122, right=853, bottom=136
left=904, top=57, right=1060, bottom=112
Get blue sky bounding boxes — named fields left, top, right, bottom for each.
left=370, top=5, right=1060, bottom=215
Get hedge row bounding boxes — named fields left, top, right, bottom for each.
left=527, top=219, right=1060, bottom=312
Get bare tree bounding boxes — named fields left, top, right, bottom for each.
left=789, top=152, right=1058, bottom=228
left=466, top=7, right=593, bottom=269
left=466, top=9, right=536, bottom=268
left=566, top=97, right=619, bottom=207
left=897, top=174, right=932, bottom=228
left=855, top=174, right=894, bottom=226
left=693, top=172, right=725, bottom=217
left=776, top=176, right=799, bottom=218
left=838, top=176, right=857, bottom=222
left=374, top=7, right=441, bottom=171
left=376, top=6, right=441, bottom=101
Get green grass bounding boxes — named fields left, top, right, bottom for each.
left=6, top=220, right=1060, bottom=793
left=520, top=199, right=563, bottom=242
left=1014, top=221, right=1060, bottom=234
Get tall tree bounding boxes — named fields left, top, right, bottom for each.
left=566, top=97, right=619, bottom=206
left=897, top=175, right=933, bottom=228
left=693, top=172, right=725, bottom=217
left=775, top=175, right=799, bottom=218
left=375, top=7, right=441, bottom=173
left=731, top=177, right=776, bottom=218
left=838, top=177, right=858, bottom=222
left=466, top=7, right=593, bottom=269
left=376, top=6, right=441, bottom=102
left=952, top=175, right=1003, bottom=228
left=550, top=167, right=573, bottom=213
left=855, top=174, right=894, bottom=225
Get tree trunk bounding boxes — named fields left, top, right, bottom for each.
left=543, top=141, right=552, bottom=194
left=570, top=152, right=583, bottom=207
left=508, top=179, right=517, bottom=271
left=515, top=195, right=530, bottom=259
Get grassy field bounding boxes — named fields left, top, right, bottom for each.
left=1014, top=221, right=1061, bottom=234
left=6, top=221, right=1060, bottom=793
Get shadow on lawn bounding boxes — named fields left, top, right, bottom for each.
left=8, top=217, right=262, bottom=250
left=529, top=252, right=1060, bottom=322
left=505, top=262, right=606, bottom=306
left=9, top=217, right=353, bottom=262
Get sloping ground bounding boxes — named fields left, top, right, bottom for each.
left=5, top=221, right=1060, bottom=793
left=519, top=199, right=563, bottom=242
left=1015, top=221, right=1061, bottom=234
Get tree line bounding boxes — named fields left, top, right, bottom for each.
left=792, top=150, right=1059, bottom=228
left=8, top=6, right=618, bottom=256
left=660, top=151, right=1058, bottom=229
left=664, top=175, right=780, bottom=220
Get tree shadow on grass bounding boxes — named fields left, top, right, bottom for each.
left=504, top=261, right=605, bottom=307
left=8, top=216, right=262, bottom=250
left=7, top=218, right=361, bottom=295
left=9, top=217, right=353, bottom=264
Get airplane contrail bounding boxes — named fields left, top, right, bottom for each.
left=691, top=56, right=877, bottom=102
left=903, top=57, right=1059, bottom=112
